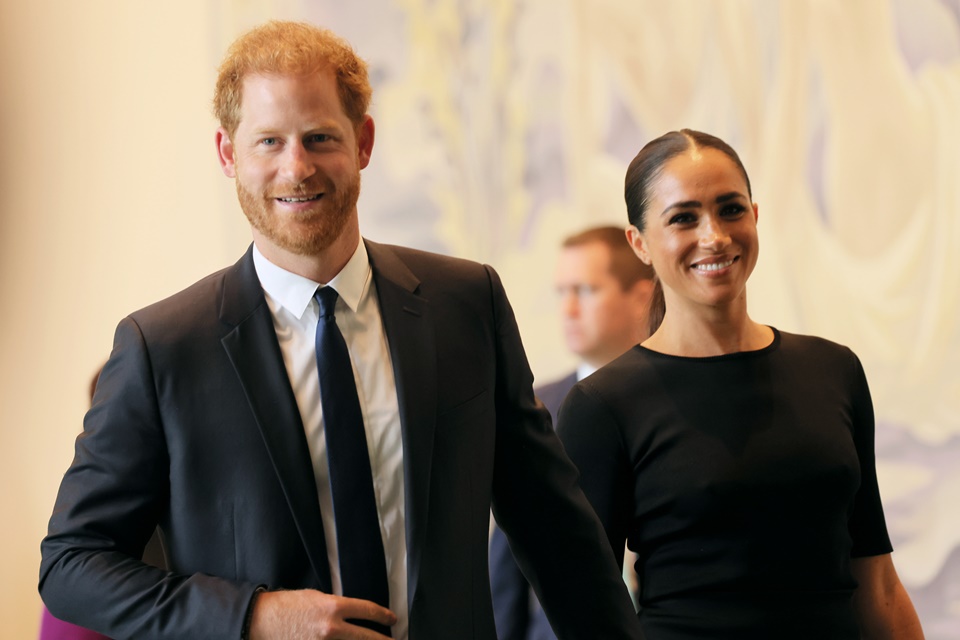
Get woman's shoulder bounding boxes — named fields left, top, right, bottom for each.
left=558, top=350, right=653, bottom=443
left=572, top=347, right=662, bottom=404
left=583, top=346, right=654, bottom=381
left=772, top=329, right=867, bottom=387
left=775, top=328, right=858, bottom=360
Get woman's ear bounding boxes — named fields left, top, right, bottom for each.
left=626, top=225, right=652, bottom=265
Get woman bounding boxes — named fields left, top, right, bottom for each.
left=556, top=129, right=924, bottom=638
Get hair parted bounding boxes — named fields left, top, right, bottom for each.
left=562, top=225, right=654, bottom=290
left=213, top=20, right=372, bottom=138
left=623, top=129, right=752, bottom=335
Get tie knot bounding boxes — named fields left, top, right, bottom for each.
left=314, top=286, right=340, bottom=319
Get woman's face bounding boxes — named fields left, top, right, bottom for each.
left=628, top=146, right=759, bottom=315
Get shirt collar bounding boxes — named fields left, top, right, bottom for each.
left=252, top=240, right=371, bottom=319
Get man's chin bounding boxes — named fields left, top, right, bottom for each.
left=264, top=232, right=337, bottom=256
left=258, top=217, right=352, bottom=255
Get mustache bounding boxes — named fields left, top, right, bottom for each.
left=266, top=178, right=328, bottom=198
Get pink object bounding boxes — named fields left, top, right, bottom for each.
left=39, top=606, right=110, bottom=640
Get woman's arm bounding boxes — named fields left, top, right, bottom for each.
left=555, top=383, right=633, bottom=562
left=850, top=553, right=924, bottom=639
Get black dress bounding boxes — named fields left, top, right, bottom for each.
left=556, top=328, right=892, bottom=639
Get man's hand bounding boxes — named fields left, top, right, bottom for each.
left=249, top=589, right=397, bottom=639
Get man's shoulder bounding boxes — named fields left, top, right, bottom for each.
left=366, top=239, right=489, bottom=277
left=365, top=239, right=504, bottom=302
left=127, top=249, right=254, bottom=331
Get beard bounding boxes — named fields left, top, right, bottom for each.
left=236, top=170, right=361, bottom=256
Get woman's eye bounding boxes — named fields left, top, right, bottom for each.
left=669, top=212, right=696, bottom=225
left=721, top=204, right=746, bottom=218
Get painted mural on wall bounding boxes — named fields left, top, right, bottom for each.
left=301, top=0, right=960, bottom=635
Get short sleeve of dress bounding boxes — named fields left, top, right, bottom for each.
left=556, top=382, right=633, bottom=564
left=846, top=349, right=894, bottom=558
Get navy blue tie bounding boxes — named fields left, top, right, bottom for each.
left=314, top=286, right=391, bottom=635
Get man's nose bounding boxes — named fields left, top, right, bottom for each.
left=280, top=143, right=316, bottom=184
left=560, top=290, right=580, bottom=317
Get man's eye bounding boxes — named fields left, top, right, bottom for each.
left=261, top=138, right=277, bottom=146
left=576, top=285, right=596, bottom=297
left=307, top=134, right=330, bottom=144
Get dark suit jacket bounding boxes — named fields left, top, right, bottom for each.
left=40, top=242, right=641, bottom=640
left=490, top=372, right=577, bottom=640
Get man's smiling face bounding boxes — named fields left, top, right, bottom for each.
left=217, top=69, right=373, bottom=257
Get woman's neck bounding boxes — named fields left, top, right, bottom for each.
left=642, top=300, right=773, bottom=357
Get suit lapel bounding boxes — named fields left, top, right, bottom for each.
left=218, top=247, right=333, bottom=592
left=366, top=240, right=437, bottom=608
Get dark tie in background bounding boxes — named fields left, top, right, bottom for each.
left=314, top=286, right=391, bottom=636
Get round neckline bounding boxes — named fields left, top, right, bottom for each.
left=636, top=326, right=781, bottom=362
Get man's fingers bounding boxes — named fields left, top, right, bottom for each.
left=337, top=595, right=397, bottom=626
left=249, top=589, right=397, bottom=639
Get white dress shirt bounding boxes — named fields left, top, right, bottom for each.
left=253, top=241, right=408, bottom=639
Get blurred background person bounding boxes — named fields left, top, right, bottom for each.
left=536, top=226, right=654, bottom=421
left=489, top=225, right=654, bottom=640
left=557, top=129, right=923, bottom=638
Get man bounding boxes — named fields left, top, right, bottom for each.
left=39, top=21, right=642, bottom=640
left=537, top=226, right=654, bottom=419
left=490, top=226, right=654, bottom=640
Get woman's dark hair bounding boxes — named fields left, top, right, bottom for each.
left=624, top=129, right=752, bottom=335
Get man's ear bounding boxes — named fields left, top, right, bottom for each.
left=753, top=202, right=759, bottom=223
left=215, top=127, right=237, bottom=178
left=357, top=115, right=375, bottom=170
left=626, top=225, right=652, bottom=265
